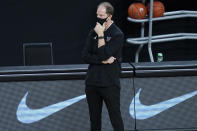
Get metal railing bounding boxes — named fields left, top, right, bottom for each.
left=126, top=0, right=197, bottom=62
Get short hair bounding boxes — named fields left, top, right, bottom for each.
left=98, top=2, right=114, bottom=16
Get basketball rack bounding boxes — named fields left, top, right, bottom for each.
left=127, top=0, right=197, bottom=62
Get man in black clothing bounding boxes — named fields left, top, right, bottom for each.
left=82, top=2, right=124, bottom=131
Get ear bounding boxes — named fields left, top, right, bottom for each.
left=108, top=14, right=112, bottom=20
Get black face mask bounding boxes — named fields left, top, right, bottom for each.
left=97, top=17, right=108, bottom=25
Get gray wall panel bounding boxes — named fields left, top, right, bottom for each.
left=0, top=78, right=134, bottom=131
left=134, top=76, right=197, bottom=130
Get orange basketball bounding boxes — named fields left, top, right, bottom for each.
left=128, top=3, right=147, bottom=19
left=147, top=1, right=165, bottom=17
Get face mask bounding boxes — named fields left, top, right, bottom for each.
left=97, top=17, right=108, bottom=25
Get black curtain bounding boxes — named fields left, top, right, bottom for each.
left=0, top=0, right=197, bottom=66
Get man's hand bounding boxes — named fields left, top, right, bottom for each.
left=94, top=22, right=105, bottom=36
left=102, top=56, right=116, bottom=64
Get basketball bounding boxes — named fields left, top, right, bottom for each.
left=147, top=1, right=165, bottom=17
left=128, top=3, right=147, bottom=19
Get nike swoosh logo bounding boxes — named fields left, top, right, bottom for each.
left=17, top=92, right=86, bottom=124
left=130, top=88, right=197, bottom=120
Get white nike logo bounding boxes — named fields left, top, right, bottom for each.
left=17, top=92, right=86, bottom=124
left=130, top=88, right=197, bottom=120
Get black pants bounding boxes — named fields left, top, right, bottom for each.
left=85, top=85, right=124, bottom=131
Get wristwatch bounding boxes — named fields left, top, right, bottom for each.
left=98, top=36, right=104, bottom=39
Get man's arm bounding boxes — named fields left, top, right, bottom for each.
left=82, top=38, right=116, bottom=65
left=81, top=31, right=103, bottom=64
left=97, top=33, right=124, bottom=60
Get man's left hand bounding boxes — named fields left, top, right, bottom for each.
left=94, top=22, right=105, bottom=36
